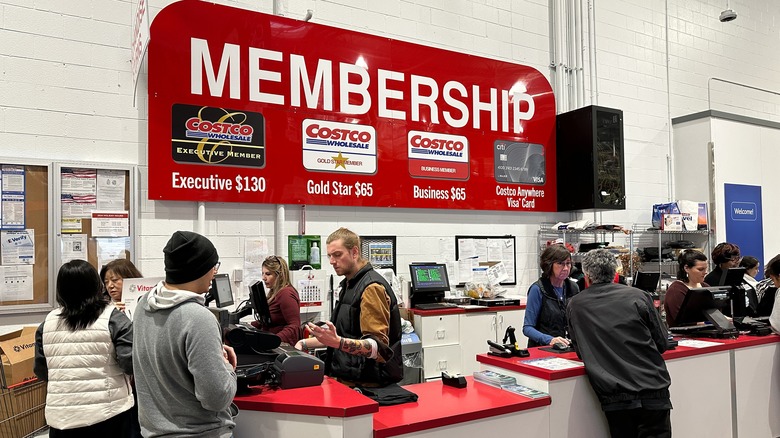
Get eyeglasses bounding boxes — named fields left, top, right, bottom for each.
left=555, top=261, right=573, bottom=267
left=265, top=255, right=281, bottom=263
left=213, top=261, right=221, bottom=272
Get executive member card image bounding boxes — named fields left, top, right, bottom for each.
left=493, top=141, right=546, bottom=185
left=171, top=104, right=266, bottom=168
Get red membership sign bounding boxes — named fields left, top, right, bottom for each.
left=148, top=1, right=558, bottom=211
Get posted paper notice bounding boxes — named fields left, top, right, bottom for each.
left=0, top=265, right=34, bottom=301
left=1, top=229, right=35, bottom=265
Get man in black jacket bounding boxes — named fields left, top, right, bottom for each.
left=567, top=249, right=672, bottom=438
left=295, top=227, right=402, bottom=387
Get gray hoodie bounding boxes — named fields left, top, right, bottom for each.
left=133, top=281, right=236, bottom=437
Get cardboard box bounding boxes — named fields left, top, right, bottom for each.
left=0, top=327, right=37, bottom=388
left=676, top=200, right=708, bottom=231
left=661, top=214, right=683, bottom=231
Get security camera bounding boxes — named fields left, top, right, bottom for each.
left=719, top=9, right=737, bottom=22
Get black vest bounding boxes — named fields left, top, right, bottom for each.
left=527, top=277, right=579, bottom=348
left=326, top=263, right=403, bottom=386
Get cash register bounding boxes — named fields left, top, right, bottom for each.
left=668, top=286, right=739, bottom=339
left=210, top=279, right=324, bottom=391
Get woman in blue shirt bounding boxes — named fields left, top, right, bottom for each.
left=523, top=244, right=580, bottom=347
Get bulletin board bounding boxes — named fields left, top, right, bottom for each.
left=0, top=162, right=136, bottom=315
left=454, top=235, right=517, bottom=286
left=55, top=163, right=135, bottom=272
left=0, top=162, right=54, bottom=313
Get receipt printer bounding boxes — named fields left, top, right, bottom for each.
left=272, top=347, right=325, bottom=389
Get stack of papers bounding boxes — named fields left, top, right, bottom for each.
left=520, top=357, right=584, bottom=370
left=473, top=370, right=516, bottom=387
left=500, top=384, right=549, bottom=399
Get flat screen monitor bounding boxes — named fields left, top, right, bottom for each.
left=409, top=263, right=449, bottom=306
left=675, top=286, right=731, bottom=326
left=633, top=272, right=661, bottom=293
left=249, top=281, right=272, bottom=327
left=718, top=267, right=746, bottom=287
left=210, top=273, right=234, bottom=308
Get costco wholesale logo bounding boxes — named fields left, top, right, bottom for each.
left=407, top=131, right=469, bottom=180
left=171, top=104, right=266, bottom=168
left=302, top=119, right=377, bottom=174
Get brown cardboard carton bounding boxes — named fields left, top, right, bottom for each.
left=0, top=327, right=37, bottom=388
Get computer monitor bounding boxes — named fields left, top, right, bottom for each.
left=675, top=286, right=731, bottom=326
left=409, top=263, right=450, bottom=307
left=715, top=267, right=750, bottom=317
left=633, top=272, right=661, bottom=293
left=249, top=281, right=272, bottom=327
left=210, top=273, right=234, bottom=308
left=718, top=267, right=746, bottom=287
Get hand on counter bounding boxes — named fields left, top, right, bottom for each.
left=549, top=336, right=570, bottom=347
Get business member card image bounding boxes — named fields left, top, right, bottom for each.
left=493, top=141, right=546, bottom=185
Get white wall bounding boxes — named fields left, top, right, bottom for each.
left=1, top=0, right=778, bottom=325
left=671, top=118, right=711, bottom=203
left=712, top=118, right=780, bottom=258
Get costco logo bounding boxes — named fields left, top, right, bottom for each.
left=407, top=131, right=469, bottom=180
left=302, top=119, right=377, bottom=174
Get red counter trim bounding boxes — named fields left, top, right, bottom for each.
left=373, top=377, right=550, bottom=438
left=233, top=377, right=378, bottom=417
left=477, top=351, right=585, bottom=380
left=664, top=333, right=780, bottom=360
left=477, top=334, right=780, bottom=381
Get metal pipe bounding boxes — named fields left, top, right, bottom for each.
left=557, top=0, right=568, bottom=112
left=197, top=201, right=205, bottom=234
left=587, top=0, right=598, bottom=104
left=575, top=0, right=585, bottom=107
left=568, top=0, right=576, bottom=109
left=665, top=0, right=674, bottom=202
left=276, top=204, right=286, bottom=257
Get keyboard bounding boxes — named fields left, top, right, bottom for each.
left=668, top=325, right=709, bottom=333
left=415, top=303, right=458, bottom=310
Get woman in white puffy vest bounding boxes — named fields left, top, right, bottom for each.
left=33, top=259, right=135, bottom=437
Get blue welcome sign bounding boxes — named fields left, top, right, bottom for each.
left=724, top=183, right=764, bottom=278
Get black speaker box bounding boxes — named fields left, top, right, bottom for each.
left=556, top=105, right=625, bottom=211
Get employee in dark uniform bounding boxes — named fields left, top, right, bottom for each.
left=765, top=255, right=780, bottom=333
left=664, top=250, right=709, bottom=327
left=567, top=249, right=672, bottom=438
left=295, top=227, right=402, bottom=387
left=523, top=244, right=579, bottom=348
left=704, top=242, right=740, bottom=286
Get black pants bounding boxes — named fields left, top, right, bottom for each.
left=604, top=408, right=672, bottom=438
left=49, top=409, right=134, bottom=438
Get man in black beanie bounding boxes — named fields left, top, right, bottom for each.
left=133, top=231, right=238, bottom=438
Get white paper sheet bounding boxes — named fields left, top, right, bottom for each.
left=0, top=265, right=34, bottom=301
left=122, top=277, right=164, bottom=318
left=61, top=234, right=88, bottom=263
